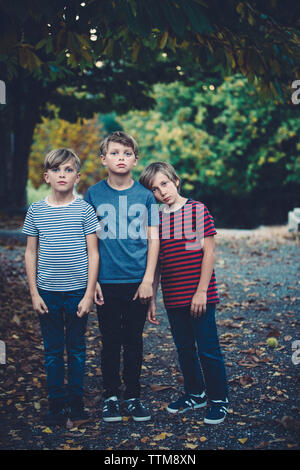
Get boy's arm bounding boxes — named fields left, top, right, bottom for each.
left=133, top=225, right=160, bottom=304
left=147, top=262, right=160, bottom=325
left=77, top=233, right=99, bottom=317
left=191, top=235, right=216, bottom=317
left=25, top=236, right=48, bottom=314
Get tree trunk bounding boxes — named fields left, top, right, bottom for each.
left=0, top=75, right=41, bottom=214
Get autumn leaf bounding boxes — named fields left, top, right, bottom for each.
left=153, top=432, right=173, bottom=441
left=238, top=438, right=248, bottom=444
left=185, top=443, right=198, bottom=449
left=149, top=384, right=173, bottom=392
left=42, top=427, right=53, bottom=434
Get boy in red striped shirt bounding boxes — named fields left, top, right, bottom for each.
left=140, top=162, right=229, bottom=424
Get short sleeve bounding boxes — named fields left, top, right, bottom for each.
left=22, top=205, right=39, bottom=236
left=83, top=203, right=100, bottom=235
left=195, top=203, right=217, bottom=238
left=146, top=192, right=160, bottom=227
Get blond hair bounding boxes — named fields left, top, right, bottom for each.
left=99, top=131, right=138, bottom=157
left=140, top=162, right=181, bottom=191
left=44, top=148, right=81, bottom=172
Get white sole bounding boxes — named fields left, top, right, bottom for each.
left=132, top=416, right=151, bottom=422
left=166, top=402, right=207, bottom=414
left=103, top=416, right=122, bottom=422
left=204, top=416, right=226, bottom=424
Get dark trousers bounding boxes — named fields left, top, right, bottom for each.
left=167, top=303, right=228, bottom=401
left=97, top=283, right=148, bottom=399
left=38, top=288, right=88, bottom=401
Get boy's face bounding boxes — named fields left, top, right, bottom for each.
left=150, top=172, right=180, bottom=206
left=44, top=159, right=80, bottom=192
left=101, top=141, right=137, bottom=175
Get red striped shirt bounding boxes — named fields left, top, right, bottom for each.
left=159, top=199, right=220, bottom=309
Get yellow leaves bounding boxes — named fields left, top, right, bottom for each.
left=238, top=438, right=248, bottom=444
left=30, top=110, right=104, bottom=194
left=153, top=432, right=173, bottom=441
left=42, top=427, right=53, bottom=434
left=61, top=444, right=83, bottom=450
left=18, top=45, right=42, bottom=72
left=185, top=443, right=197, bottom=449
left=159, top=31, right=169, bottom=50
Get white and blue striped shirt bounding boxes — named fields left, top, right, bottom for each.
left=22, top=197, right=99, bottom=291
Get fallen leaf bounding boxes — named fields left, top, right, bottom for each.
left=153, top=432, right=173, bottom=441
left=238, top=438, right=248, bottom=444
left=149, top=384, right=173, bottom=392
left=42, top=427, right=53, bottom=434
left=185, top=443, right=197, bottom=449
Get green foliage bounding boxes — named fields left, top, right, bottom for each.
left=119, top=75, right=300, bottom=227
left=26, top=181, right=50, bottom=205
left=29, top=106, right=106, bottom=194
left=1, top=0, right=300, bottom=97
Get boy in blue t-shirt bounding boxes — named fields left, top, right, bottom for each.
left=23, top=148, right=99, bottom=426
left=85, top=131, right=159, bottom=422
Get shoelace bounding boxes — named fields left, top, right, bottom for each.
left=210, top=403, right=228, bottom=414
left=104, top=400, right=120, bottom=413
left=183, top=398, right=198, bottom=409
left=127, top=399, right=143, bottom=412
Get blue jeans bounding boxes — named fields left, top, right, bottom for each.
left=38, top=288, right=88, bottom=401
left=166, top=304, right=228, bottom=401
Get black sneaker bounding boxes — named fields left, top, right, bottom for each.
left=124, top=398, right=151, bottom=422
left=67, top=396, right=90, bottom=422
left=166, top=393, right=207, bottom=414
left=204, top=399, right=228, bottom=424
left=44, top=398, right=67, bottom=426
left=103, top=396, right=122, bottom=422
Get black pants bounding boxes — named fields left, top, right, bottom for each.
left=97, top=283, right=148, bottom=399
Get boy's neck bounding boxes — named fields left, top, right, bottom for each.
left=47, top=189, right=75, bottom=206
left=106, top=172, right=134, bottom=191
left=164, top=195, right=188, bottom=213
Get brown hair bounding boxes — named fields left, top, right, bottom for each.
left=99, top=131, right=138, bottom=157
left=139, top=162, right=181, bottom=191
left=44, top=148, right=81, bottom=172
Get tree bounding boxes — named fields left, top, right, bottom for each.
left=1, top=0, right=300, bottom=211
left=119, top=76, right=300, bottom=227
left=29, top=106, right=106, bottom=194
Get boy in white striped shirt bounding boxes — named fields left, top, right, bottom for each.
left=23, top=148, right=99, bottom=426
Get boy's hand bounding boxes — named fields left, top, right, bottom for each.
left=147, top=299, right=159, bottom=325
left=190, top=291, right=207, bottom=318
left=31, top=294, right=48, bottom=315
left=94, top=282, right=104, bottom=306
left=133, top=281, right=153, bottom=304
left=77, top=295, right=93, bottom=318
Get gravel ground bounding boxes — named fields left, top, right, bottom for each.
left=0, top=226, right=299, bottom=452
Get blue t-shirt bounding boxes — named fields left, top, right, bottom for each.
left=22, top=197, right=99, bottom=291
left=85, top=180, right=159, bottom=283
